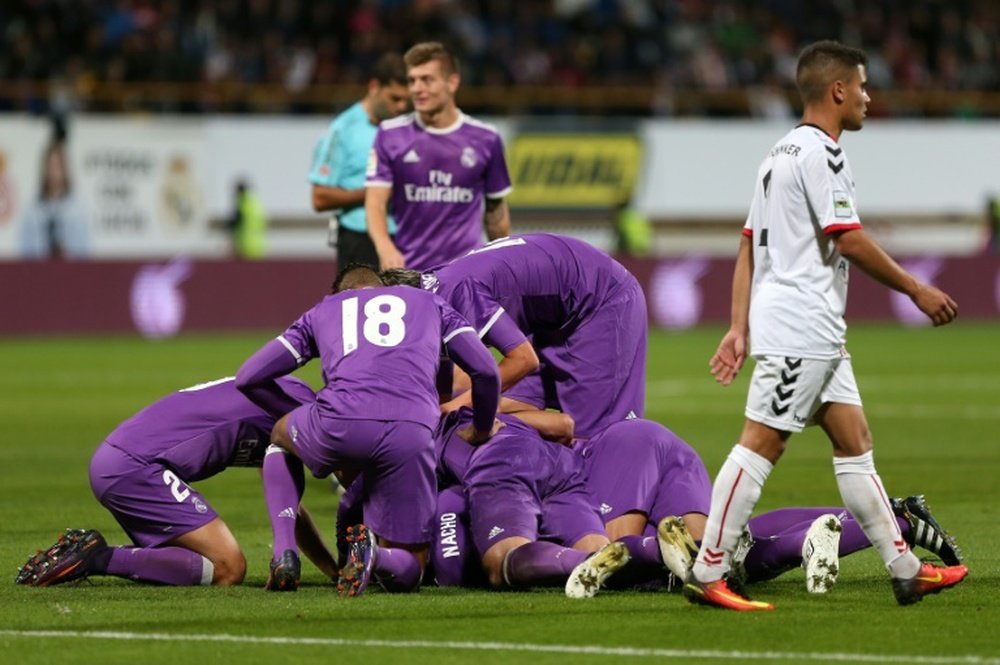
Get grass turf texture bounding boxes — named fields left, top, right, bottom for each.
left=1, top=324, right=998, bottom=664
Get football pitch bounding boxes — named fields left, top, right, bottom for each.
left=2, top=324, right=998, bottom=664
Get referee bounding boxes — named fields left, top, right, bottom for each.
left=309, top=54, right=408, bottom=268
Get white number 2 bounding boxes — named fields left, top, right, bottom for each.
left=342, top=294, right=407, bottom=355
left=162, top=470, right=191, bottom=503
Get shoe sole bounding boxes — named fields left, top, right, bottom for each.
left=657, top=517, right=698, bottom=581
left=683, top=580, right=775, bottom=611
left=337, top=525, right=376, bottom=598
left=565, top=542, right=631, bottom=599
left=802, top=514, right=842, bottom=594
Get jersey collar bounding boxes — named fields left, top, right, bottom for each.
left=415, top=111, right=466, bottom=135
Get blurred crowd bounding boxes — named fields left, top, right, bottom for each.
left=1, top=0, right=998, bottom=116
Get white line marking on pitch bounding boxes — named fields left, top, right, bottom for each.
left=0, top=630, right=997, bottom=664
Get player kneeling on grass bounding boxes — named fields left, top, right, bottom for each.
left=15, top=376, right=337, bottom=588
left=336, top=408, right=630, bottom=597
left=235, top=264, right=501, bottom=593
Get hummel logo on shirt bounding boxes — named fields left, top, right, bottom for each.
left=488, top=526, right=505, bottom=540
left=404, top=149, right=421, bottom=163
left=277, top=507, right=296, bottom=519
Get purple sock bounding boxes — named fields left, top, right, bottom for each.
left=748, top=507, right=844, bottom=536
left=602, top=535, right=666, bottom=589
left=262, top=446, right=304, bottom=559
left=743, top=509, right=910, bottom=582
left=503, top=541, right=588, bottom=588
left=840, top=513, right=910, bottom=555
left=374, top=547, right=423, bottom=592
left=105, top=546, right=210, bottom=585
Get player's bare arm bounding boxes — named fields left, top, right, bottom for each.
left=834, top=228, right=958, bottom=326
left=365, top=185, right=405, bottom=269
left=295, top=505, right=339, bottom=579
left=311, top=184, right=365, bottom=212
left=505, top=405, right=575, bottom=446
left=441, top=339, right=538, bottom=413
left=484, top=198, right=510, bottom=240
left=710, top=235, right=753, bottom=385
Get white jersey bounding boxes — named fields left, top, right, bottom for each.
left=744, top=124, right=863, bottom=359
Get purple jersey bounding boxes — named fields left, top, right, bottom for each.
left=578, top=419, right=711, bottom=532
left=427, top=233, right=635, bottom=353
left=427, top=234, right=646, bottom=436
left=104, top=376, right=315, bottom=482
left=273, top=286, right=496, bottom=431
left=436, top=408, right=604, bottom=555
left=366, top=113, right=512, bottom=270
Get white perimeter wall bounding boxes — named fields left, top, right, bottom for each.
left=0, top=114, right=997, bottom=258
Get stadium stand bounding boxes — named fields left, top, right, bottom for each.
left=0, top=0, right=998, bottom=116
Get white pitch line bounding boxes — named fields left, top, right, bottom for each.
left=0, top=630, right=997, bottom=664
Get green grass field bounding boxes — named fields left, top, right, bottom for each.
left=2, top=324, right=998, bottom=664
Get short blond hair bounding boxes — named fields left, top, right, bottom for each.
left=404, top=42, right=458, bottom=76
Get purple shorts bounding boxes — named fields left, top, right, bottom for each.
left=505, top=279, right=647, bottom=437
left=288, top=404, right=435, bottom=545
left=88, top=442, right=218, bottom=548
left=463, top=434, right=605, bottom=557
left=579, top=419, right=711, bottom=535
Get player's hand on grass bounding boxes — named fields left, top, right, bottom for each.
left=458, top=418, right=505, bottom=445
left=912, top=284, right=958, bottom=327
left=709, top=329, right=746, bottom=386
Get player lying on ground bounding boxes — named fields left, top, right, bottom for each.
left=495, top=403, right=964, bottom=596
left=16, top=376, right=336, bottom=588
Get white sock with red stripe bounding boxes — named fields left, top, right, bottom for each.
left=691, top=444, right=773, bottom=584
left=833, top=451, right=921, bottom=579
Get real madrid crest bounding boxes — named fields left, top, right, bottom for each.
left=460, top=147, right=477, bottom=168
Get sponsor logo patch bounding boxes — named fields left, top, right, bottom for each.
left=833, top=190, right=853, bottom=218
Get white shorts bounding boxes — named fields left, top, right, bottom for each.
left=745, top=355, right=862, bottom=432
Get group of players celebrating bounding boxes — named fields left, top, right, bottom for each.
left=17, top=40, right=970, bottom=610
left=16, top=232, right=966, bottom=609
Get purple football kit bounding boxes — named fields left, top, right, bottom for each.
left=579, top=419, right=712, bottom=535
left=366, top=112, right=512, bottom=270
left=427, top=233, right=647, bottom=438
left=236, top=285, right=499, bottom=546
left=89, top=376, right=316, bottom=547
left=428, top=416, right=931, bottom=589
left=436, top=409, right=605, bottom=559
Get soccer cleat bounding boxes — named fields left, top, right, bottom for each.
left=565, top=541, right=631, bottom=599
left=891, top=495, right=964, bottom=566
left=264, top=549, right=301, bottom=591
left=656, top=516, right=698, bottom=582
left=892, top=562, right=968, bottom=606
left=337, top=524, right=378, bottom=598
left=15, top=529, right=107, bottom=587
left=728, top=526, right=755, bottom=591
left=683, top=576, right=774, bottom=611
left=801, top=514, right=842, bottom=593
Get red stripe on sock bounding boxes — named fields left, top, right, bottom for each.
left=714, top=468, right=744, bottom=548
left=868, top=474, right=904, bottom=540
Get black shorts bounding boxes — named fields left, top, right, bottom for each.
left=336, top=227, right=381, bottom=270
